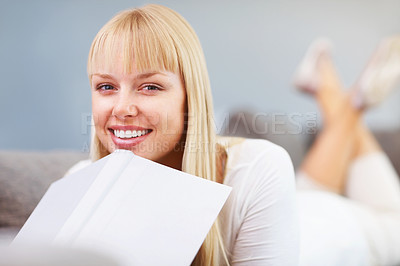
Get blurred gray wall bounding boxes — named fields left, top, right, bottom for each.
left=1, top=0, right=400, bottom=150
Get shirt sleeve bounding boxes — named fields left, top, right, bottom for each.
left=230, top=145, right=299, bottom=265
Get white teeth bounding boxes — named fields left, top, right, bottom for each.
left=113, top=129, right=150, bottom=139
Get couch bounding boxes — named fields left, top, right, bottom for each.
left=1, top=110, right=399, bottom=241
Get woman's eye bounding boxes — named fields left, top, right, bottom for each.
left=143, top=85, right=160, bottom=91
left=97, top=84, right=115, bottom=91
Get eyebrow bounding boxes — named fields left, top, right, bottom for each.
left=90, top=73, right=114, bottom=80
left=136, top=71, right=167, bottom=79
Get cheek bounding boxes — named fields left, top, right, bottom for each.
left=92, top=95, right=111, bottom=131
left=152, top=102, right=185, bottom=135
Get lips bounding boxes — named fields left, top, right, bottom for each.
left=108, top=126, right=152, bottom=149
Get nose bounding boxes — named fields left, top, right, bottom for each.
left=112, top=94, right=139, bottom=120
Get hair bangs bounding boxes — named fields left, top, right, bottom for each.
left=88, top=9, right=180, bottom=78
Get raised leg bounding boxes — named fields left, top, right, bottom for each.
left=314, top=54, right=346, bottom=125
left=300, top=95, right=361, bottom=193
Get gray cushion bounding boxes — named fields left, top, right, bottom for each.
left=220, top=110, right=313, bottom=169
left=373, top=130, right=400, bottom=177
left=0, top=151, right=88, bottom=229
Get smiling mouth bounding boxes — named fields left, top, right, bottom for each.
left=110, top=129, right=152, bottom=139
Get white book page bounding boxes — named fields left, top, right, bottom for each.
left=13, top=150, right=232, bottom=266
left=73, top=154, right=231, bottom=265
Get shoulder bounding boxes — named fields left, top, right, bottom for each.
left=222, top=137, right=293, bottom=172
left=222, top=137, right=295, bottom=196
left=64, top=159, right=92, bottom=177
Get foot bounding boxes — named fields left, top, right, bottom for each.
left=352, top=36, right=400, bottom=109
left=293, top=38, right=333, bottom=94
left=293, top=38, right=346, bottom=125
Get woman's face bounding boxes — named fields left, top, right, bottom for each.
left=91, top=53, right=186, bottom=168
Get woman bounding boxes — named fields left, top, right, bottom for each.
left=69, top=4, right=299, bottom=265
left=294, top=38, right=400, bottom=266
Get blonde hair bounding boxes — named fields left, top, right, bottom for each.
left=87, top=4, right=229, bottom=265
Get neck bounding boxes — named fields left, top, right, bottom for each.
left=157, top=146, right=184, bottom=171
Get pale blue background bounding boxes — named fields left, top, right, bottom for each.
left=1, top=0, right=400, bottom=150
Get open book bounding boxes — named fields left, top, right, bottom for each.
left=13, top=150, right=232, bottom=265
